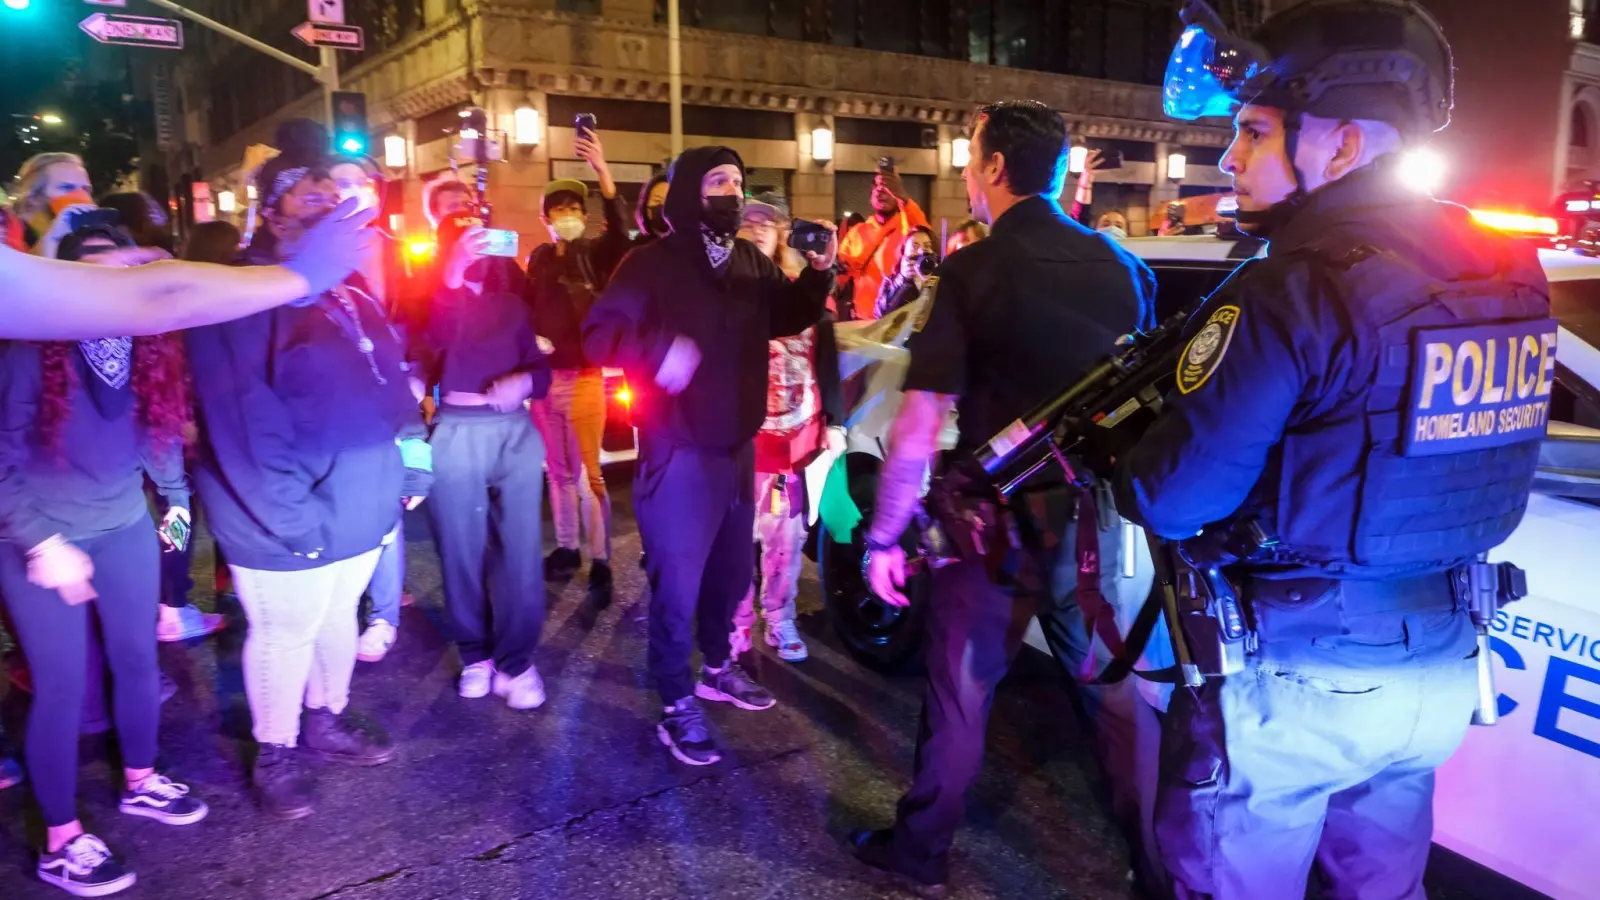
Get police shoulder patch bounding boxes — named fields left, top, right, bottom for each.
left=1176, top=304, right=1240, bottom=395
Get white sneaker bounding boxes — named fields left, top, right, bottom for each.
left=356, top=621, right=397, bottom=663
left=493, top=666, right=546, bottom=710
left=767, top=619, right=809, bottom=663
left=458, top=661, right=495, bottom=699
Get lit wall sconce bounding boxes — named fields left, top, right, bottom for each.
left=217, top=190, right=236, bottom=214
left=514, top=106, right=541, bottom=146
left=383, top=134, right=408, bottom=168
left=811, top=126, right=834, bottom=162
left=1167, top=152, right=1188, bottom=182
left=951, top=137, right=970, bottom=168
left=1069, top=145, right=1089, bottom=175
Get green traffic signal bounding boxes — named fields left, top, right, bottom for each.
left=330, top=91, right=369, bottom=159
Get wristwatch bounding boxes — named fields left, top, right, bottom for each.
left=860, top=530, right=897, bottom=581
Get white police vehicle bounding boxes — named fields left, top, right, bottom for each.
left=817, top=231, right=1600, bottom=900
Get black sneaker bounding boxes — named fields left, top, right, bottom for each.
left=848, top=828, right=950, bottom=900
left=37, top=833, right=136, bottom=897
left=578, top=562, right=614, bottom=629
left=657, top=698, right=722, bottom=766
left=254, top=743, right=315, bottom=821
left=119, top=773, right=208, bottom=825
left=544, top=547, right=582, bottom=583
left=695, top=661, right=776, bottom=711
left=302, top=708, right=396, bottom=766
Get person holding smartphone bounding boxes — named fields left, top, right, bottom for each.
left=525, top=124, right=632, bottom=623
left=0, top=222, right=207, bottom=897
left=418, top=200, right=552, bottom=711
left=838, top=158, right=928, bottom=320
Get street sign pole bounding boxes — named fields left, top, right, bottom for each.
left=138, top=0, right=338, bottom=127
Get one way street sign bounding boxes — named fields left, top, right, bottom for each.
left=79, top=12, right=184, bottom=50
left=291, top=21, right=364, bottom=51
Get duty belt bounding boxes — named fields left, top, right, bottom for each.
left=1245, top=569, right=1462, bottom=642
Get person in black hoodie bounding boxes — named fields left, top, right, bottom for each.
left=0, top=223, right=207, bottom=897
left=525, top=131, right=630, bottom=617
left=185, top=120, right=429, bottom=821
left=420, top=205, right=552, bottom=712
left=583, top=146, right=836, bottom=766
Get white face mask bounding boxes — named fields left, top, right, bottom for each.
left=1098, top=225, right=1127, bottom=240
left=551, top=216, right=585, bottom=242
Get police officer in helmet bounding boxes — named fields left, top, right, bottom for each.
left=1119, top=1, right=1553, bottom=897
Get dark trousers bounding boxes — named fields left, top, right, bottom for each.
left=889, top=486, right=1133, bottom=886
left=0, top=521, right=160, bottom=826
left=634, top=436, right=755, bottom=706
left=427, top=406, right=547, bottom=677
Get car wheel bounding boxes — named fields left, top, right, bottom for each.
left=816, top=452, right=931, bottom=673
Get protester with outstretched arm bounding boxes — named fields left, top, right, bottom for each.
left=0, top=199, right=375, bottom=341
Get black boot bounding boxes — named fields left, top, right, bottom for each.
left=254, top=743, right=315, bottom=820
left=544, top=547, right=582, bottom=583
left=848, top=828, right=949, bottom=900
left=578, top=561, right=614, bottom=629
left=301, top=708, right=396, bottom=767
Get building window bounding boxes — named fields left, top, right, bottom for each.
left=1573, top=104, right=1592, bottom=149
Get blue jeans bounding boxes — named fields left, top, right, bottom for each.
left=366, top=518, right=406, bottom=628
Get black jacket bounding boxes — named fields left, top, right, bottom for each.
left=524, top=192, right=632, bottom=370
left=0, top=342, right=188, bottom=548
left=582, top=146, right=834, bottom=451
left=187, top=267, right=419, bottom=571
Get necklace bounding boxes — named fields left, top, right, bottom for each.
left=323, top=285, right=407, bottom=386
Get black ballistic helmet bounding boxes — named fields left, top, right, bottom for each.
left=1166, top=0, right=1454, bottom=137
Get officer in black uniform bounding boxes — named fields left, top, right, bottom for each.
left=1118, top=2, right=1554, bottom=897
left=852, top=99, right=1155, bottom=897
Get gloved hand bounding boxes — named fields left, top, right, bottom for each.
left=280, top=197, right=380, bottom=297
left=27, top=535, right=97, bottom=605
left=399, top=437, right=433, bottom=500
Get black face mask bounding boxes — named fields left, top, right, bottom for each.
left=645, top=204, right=669, bottom=236
left=702, top=195, right=744, bottom=238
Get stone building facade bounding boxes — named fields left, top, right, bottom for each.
left=169, top=0, right=1236, bottom=246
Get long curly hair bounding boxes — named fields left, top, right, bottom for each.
left=36, top=335, right=193, bottom=460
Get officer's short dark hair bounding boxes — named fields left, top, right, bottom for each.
left=971, top=100, right=1069, bottom=198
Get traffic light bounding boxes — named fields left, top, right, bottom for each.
left=331, top=91, right=368, bottom=156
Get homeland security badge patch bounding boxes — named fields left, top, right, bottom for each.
left=1177, top=305, right=1240, bottom=394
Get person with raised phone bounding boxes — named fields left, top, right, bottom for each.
left=418, top=144, right=553, bottom=713
left=526, top=117, right=632, bottom=625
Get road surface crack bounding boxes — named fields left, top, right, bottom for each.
left=310, top=745, right=807, bottom=898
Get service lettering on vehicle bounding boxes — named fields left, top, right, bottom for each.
left=1490, top=610, right=1600, bottom=760
left=1405, top=318, right=1559, bottom=456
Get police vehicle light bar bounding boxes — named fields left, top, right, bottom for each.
left=1566, top=199, right=1592, bottom=212
left=1467, top=209, right=1559, bottom=235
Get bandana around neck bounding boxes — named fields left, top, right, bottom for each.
left=701, top=222, right=734, bottom=270
left=78, top=337, right=133, bottom=389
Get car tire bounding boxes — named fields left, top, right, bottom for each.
left=816, top=452, right=931, bottom=674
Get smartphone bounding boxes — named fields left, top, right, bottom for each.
left=162, top=516, right=191, bottom=554
left=575, top=113, right=598, bottom=142
left=65, top=207, right=121, bottom=233
left=1098, top=148, right=1125, bottom=170
left=877, top=155, right=895, bottom=173
left=483, top=228, right=520, bottom=258
left=787, top=219, right=831, bottom=256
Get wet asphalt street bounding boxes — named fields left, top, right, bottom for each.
left=0, top=470, right=1534, bottom=900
